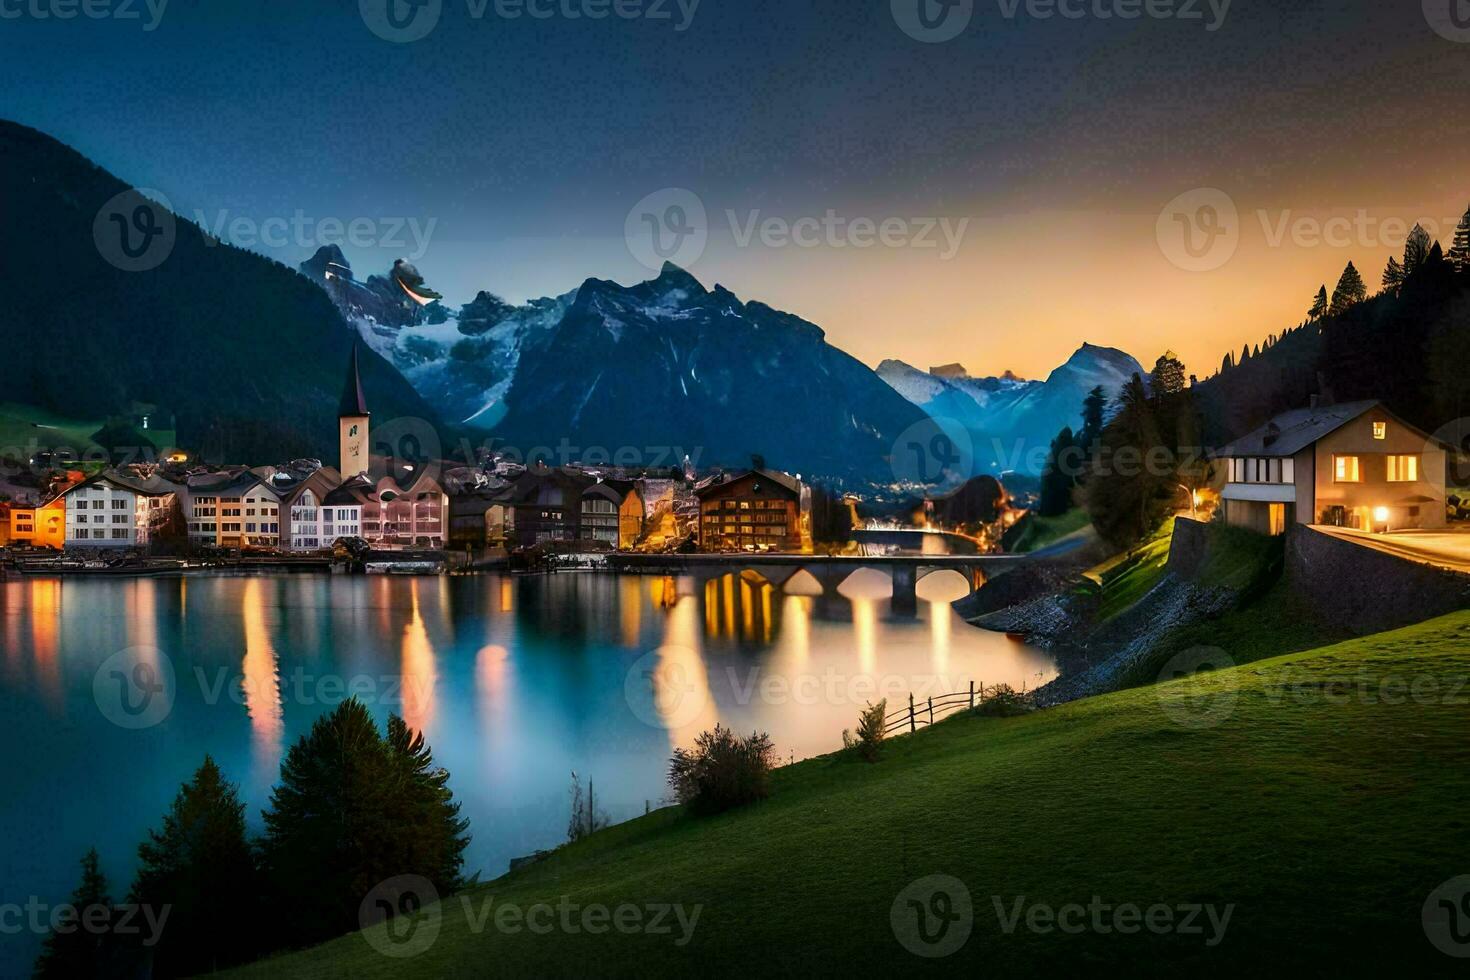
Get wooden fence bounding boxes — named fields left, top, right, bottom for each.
left=883, top=683, right=1004, bottom=736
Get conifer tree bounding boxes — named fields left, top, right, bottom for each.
left=1038, top=427, right=1079, bottom=517
left=35, top=849, right=115, bottom=979
left=260, top=700, right=468, bottom=948
left=1077, top=385, right=1107, bottom=455
left=1449, top=205, right=1470, bottom=271
left=1150, top=351, right=1187, bottom=398
left=1084, top=374, right=1173, bottom=546
left=1403, top=223, right=1432, bottom=276
left=1308, top=285, right=1328, bottom=319
left=130, top=757, right=260, bottom=977
left=1329, top=261, right=1367, bottom=314
left=1382, top=256, right=1404, bottom=293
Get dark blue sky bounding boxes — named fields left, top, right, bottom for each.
left=5, top=0, right=1469, bottom=375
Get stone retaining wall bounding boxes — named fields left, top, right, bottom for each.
left=1286, top=526, right=1470, bottom=634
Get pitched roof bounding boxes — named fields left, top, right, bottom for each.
left=338, top=344, right=370, bottom=417
left=694, top=468, right=801, bottom=498
left=1214, top=400, right=1391, bottom=458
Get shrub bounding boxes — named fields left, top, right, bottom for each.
left=668, top=725, right=775, bottom=814
left=977, top=684, right=1034, bottom=718
left=841, top=699, right=887, bottom=762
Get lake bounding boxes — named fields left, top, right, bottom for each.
left=0, top=570, right=1053, bottom=972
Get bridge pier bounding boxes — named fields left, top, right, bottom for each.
left=891, top=565, right=918, bottom=618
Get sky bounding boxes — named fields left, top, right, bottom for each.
left=5, top=0, right=1470, bottom=380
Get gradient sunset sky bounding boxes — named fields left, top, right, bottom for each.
left=5, top=0, right=1470, bottom=380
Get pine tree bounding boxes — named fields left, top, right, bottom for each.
left=1077, top=385, right=1107, bottom=455
left=1329, top=261, right=1367, bottom=314
left=1150, top=351, right=1187, bottom=398
left=130, top=757, right=261, bottom=977
left=1240, top=344, right=1251, bottom=364
left=1382, top=256, right=1404, bottom=294
left=1308, top=285, right=1328, bottom=319
left=1449, top=205, right=1470, bottom=272
left=1084, top=374, right=1173, bottom=547
left=260, top=700, right=468, bottom=948
left=1038, top=427, right=1079, bottom=517
left=1403, top=223, right=1432, bottom=276
left=1220, top=352, right=1234, bottom=374
left=35, top=849, right=115, bottom=979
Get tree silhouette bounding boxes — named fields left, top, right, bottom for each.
left=1403, top=223, right=1432, bottom=276
left=1381, top=256, right=1404, bottom=294
left=1329, top=261, right=1367, bottom=315
left=35, top=849, right=115, bottom=978
left=1150, top=351, right=1187, bottom=398
left=1308, top=285, right=1328, bottom=319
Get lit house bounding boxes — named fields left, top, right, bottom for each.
left=185, top=471, right=282, bottom=549
left=504, top=466, right=596, bottom=549
left=357, top=472, right=448, bottom=549
left=580, top=480, right=644, bottom=549
left=695, top=469, right=802, bottom=551
left=277, top=467, right=346, bottom=553
left=1215, top=400, right=1449, bottom=534
left=62, top=472, right=182, bottom=550
left=1, top=497, right=66, bottom=550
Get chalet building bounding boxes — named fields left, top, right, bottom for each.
left=504, top=466, right=596, bottom=548
left=185, top=470, right=282, bottom=549
left=580, top=480, right=644, bottom=549
left=276, top=467, right=347, bottom=552
left=448, top=487, right=513, bottom=550
left=695, top=469, right=802, bottom=552
left=1215, top=400, right=1450, bottom=534
left=62, top=472, right=182, bottom=550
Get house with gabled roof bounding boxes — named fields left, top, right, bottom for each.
left=1214, top=400, right=1450, bottom=534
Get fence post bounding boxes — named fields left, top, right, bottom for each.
left=928, top=697, right=934, bottom=726
left=908, top=693, right=916, bottom=733
left=969, top=680, right=975, bottom=709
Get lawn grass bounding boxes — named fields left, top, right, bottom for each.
left=1008, top=507, right=1092, bottom=554
left=233, top=611, right=1470, bottom=978
left=1083, top=517, right=1177, bottom=621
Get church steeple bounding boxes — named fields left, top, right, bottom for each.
left=338, top=344, right=370, bottom=478
left=338, top=343, right=370, bottom=418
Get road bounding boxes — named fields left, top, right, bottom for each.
left=1309, top=525, right=1470, bottom=575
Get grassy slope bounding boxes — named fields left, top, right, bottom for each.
left=237, top=611, right=1470, bottom=978
left=1083, top=517, right=1176, bottom=621
left=1010, top=507, right=1092, bottom=554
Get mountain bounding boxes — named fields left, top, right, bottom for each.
left=320, top=259, right=932, bottom=485
left=0, top=121, right=443, bottom=464
left=877, top=344, right=1146, bottom=474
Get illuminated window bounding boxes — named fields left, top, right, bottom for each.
left=1386, top=455, right=1418, bottom=482
left=1373, top=422, right=1387, bottom=440
left=1334, top=456, right=1361, bottom=482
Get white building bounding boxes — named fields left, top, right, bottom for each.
left=63, top=472, right=181, bottom=550
left=185, top=471, right=282, bottom=549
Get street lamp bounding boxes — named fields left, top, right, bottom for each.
left=1373, top=506, right=1389, bottom=532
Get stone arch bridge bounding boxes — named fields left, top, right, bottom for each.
left=604, top=553, right=1030, bottom=617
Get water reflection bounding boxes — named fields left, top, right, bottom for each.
left=241, top=579, right=284, bottom=781
left=0, top=569, right=1055, bottom=977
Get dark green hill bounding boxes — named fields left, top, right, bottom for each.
left=0, top=121, right=443, bottom=464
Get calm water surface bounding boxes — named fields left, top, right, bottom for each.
left=0, top=570, right=1052, bottom=971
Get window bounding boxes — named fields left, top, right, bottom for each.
left=1387, top=455, right=1419, bottom=482
left=1334, top=456, right=1361, bottom=482
left=1373, top=422, right=1387, bottom=440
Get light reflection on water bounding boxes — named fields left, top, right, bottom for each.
left=0, top=571, right=1053, bottom=970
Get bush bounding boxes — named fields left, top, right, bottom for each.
left=841, top=699, right=887, bottom=762
left=668, top=726, right=775, bottom=814
left=977, top=684, right=1034, bottom=718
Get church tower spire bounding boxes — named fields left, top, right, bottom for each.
left=338, top=344, right=370, bottom=478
